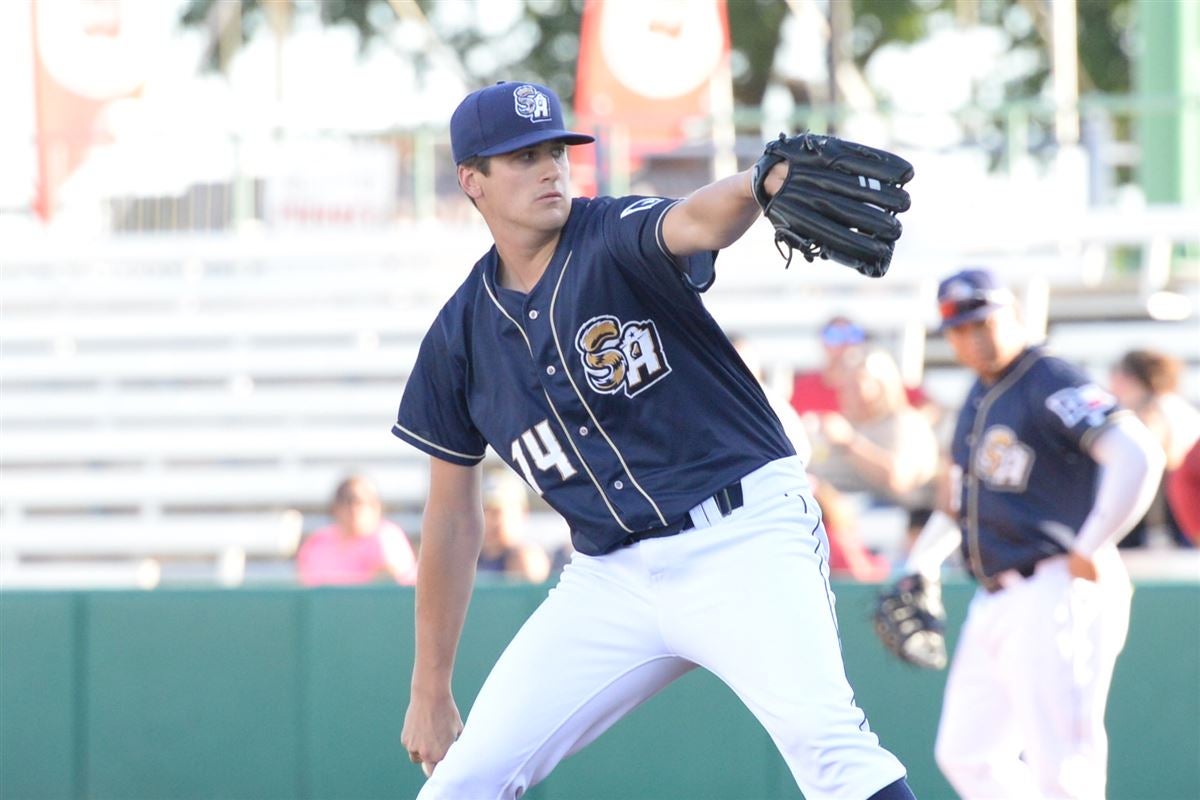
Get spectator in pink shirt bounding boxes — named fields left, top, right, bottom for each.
left=297, top=475, right=418, bottom=586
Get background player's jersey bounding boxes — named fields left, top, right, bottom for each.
left=949, top=346, right=1126, bottom=584
left=394, top=195, right=794, bottom=555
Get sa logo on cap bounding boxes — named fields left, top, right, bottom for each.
left=514, top=84, right=552, bottom=123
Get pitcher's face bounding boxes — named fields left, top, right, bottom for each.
left=471, top=141, right=572, bottom=233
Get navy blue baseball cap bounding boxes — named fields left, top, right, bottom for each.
left=450, top=81, right=594, bottom=164
left=937, top=268, right=1015, bottom=331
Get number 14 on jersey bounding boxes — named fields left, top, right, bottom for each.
left=511, top=420, right=577, bottom=494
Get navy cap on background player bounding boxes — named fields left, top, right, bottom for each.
left=937, top=268, right=1015, bottom=331
left=450, top=81, right=595, bottom=164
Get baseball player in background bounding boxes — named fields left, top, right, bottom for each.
left=394, top=81, right=917, bottom=799
left=904, top=268, right=1164, bottom=799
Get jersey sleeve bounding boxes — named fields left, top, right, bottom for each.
left=1033, top=357, right=1126, bottom=453
left=392, top=318, right=488, bottom=467
left=602, top=196, right=718, bottom=293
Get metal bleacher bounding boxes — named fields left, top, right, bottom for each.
left=2, top=207, right=1197, bottom=586
left=0, top=229, right=488, bottom=586
left=0, top=219, right=934, bottom=584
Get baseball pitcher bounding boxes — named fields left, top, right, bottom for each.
left=394, top=80, right=917, bottom=800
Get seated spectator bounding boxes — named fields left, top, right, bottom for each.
left=1109, top=349, right=1200, bottom=547
left=1111, top=350, right=1200, bottom=466
left=478, top=470, right=552, bottom=584
left=805, top=347, right=940, bottom=555
left=792, top=316, right=931, bottom=417
left=1167, top=437, right=1200, bottom=543
left=296, top=475, right=418, bottom=586
left=791, top=316, right=867, bottom=415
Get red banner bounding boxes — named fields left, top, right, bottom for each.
left=32, top=0, right=143, bottom=220
left=573, top=0, right=730, bottom=196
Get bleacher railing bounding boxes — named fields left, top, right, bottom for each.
left=7, top=93, right=1197, bottom=237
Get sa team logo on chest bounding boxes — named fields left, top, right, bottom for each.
left=575, top=315, right=671, bottom=397
left=973, top=425, right=1034, bottom=491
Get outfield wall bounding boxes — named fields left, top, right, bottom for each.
left=2, top=581, right=1197, bottom=800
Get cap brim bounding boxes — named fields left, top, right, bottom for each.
left=474, top=129, right=595, bottom=159
left=938, top=302, right=1001, bottom=333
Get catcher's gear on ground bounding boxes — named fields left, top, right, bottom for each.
left=873, top=574, right=948, bottom=670
left=752, top=133, right=914, bottom=278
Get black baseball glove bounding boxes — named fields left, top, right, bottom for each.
left=751, top=132, right=914, bottom=278
left=873, top=574, right=947, bottom=670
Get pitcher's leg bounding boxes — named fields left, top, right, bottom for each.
left=662, top=494, right=907, bottom=800
left=420, top=552, right=691, bottom=800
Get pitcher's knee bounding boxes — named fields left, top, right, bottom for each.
left=418, top=761, right=529, bottom=800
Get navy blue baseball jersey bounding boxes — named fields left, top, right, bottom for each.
left=393, top=195, right=795, bottom=555
left=950, top=345, right=1127, bottom=584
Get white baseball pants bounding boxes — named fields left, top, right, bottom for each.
left=934, top=548, right=1132, bottom=799
left=419, top=456, right=907, bottom=800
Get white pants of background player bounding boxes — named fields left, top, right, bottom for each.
left=420, top=456, right=907, bottom=800
left=935, top=548, right=1131, bottom=799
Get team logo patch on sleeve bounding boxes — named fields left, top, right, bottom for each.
left=619, top=197, right=665, bottom=219
left=576, top=315, right=671, bottom=397
left=1045, top=384, right=1117, bottom=429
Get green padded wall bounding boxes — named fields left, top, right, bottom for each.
left=0, top=594, right=78, bottom=800
left=83, top=591, right=303, bottom=799
left=2, top=581, right=1197, bottom=800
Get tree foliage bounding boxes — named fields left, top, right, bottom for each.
left=728, top=0, right=790, bottom=106
left=178, top=0, right=1134, bottom=110
left=180, top=0, right=384, bottom=62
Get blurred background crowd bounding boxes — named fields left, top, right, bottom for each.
left=1, top=0, right=1197, bottom=590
